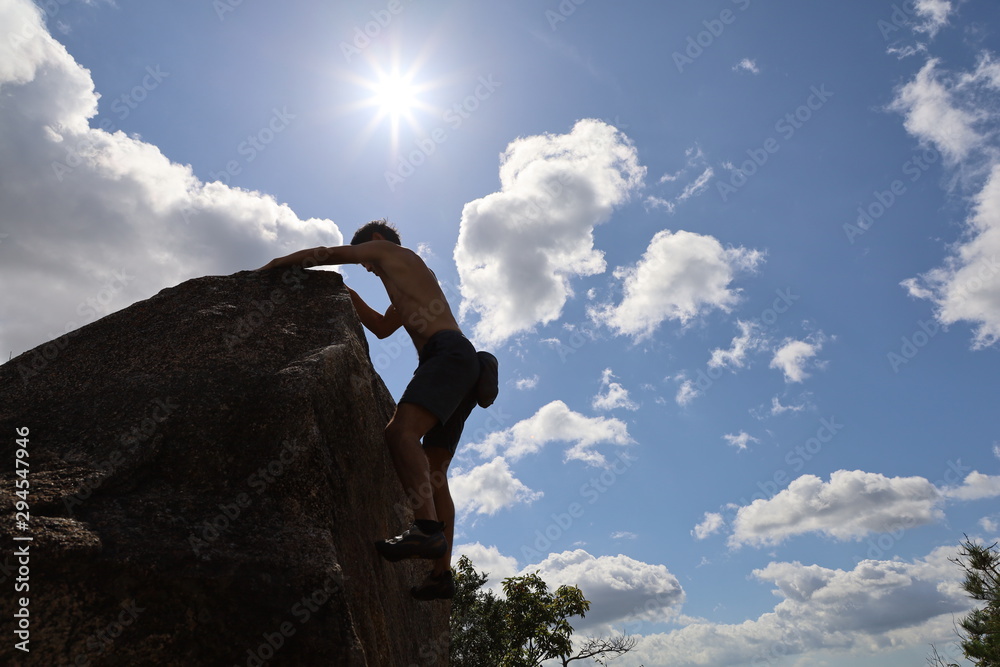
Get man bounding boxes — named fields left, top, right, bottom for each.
left=257, top=220, right=495, bottom=600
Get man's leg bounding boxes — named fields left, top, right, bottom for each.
left=384, top=402, right=440, bottom=521
left=425, top=446, right=454, bottom=576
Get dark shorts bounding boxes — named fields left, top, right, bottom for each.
left=399, top=330, right=480, bottom=457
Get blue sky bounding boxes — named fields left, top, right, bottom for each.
left=2, top=0, right=1000, bottom=664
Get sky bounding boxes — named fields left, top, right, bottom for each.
left=2, top=0, right=1000, bottom=665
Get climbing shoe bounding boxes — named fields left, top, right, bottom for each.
left=375, top=522, right=447, bottom=562
left=411, top=570, right=456, bottom=601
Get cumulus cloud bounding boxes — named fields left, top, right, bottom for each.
left=940, top=470, right=1000, bottom=500
left=902, top=164, right=1000, bottom=348
left=453, top=542, right=520, bottom=589
left=453, top=119, right=644, bottom=347
left=628, top=544, right=971, bottom=666
left=0, top=0, right=341, bottom=358
left=450, top=457, right=543, bottom=517
left=590, top=230, right=763, bottom=339
left=526, top=550, right=685, bottom=630
left=467, top=400, right=633, bottom=467
left=726, top=469, right=1000, bottom=549
left=770, top=336, right=824, bottom=383
left=733, top=58, right=760, bottom=74
left=592, top=368, right=638, bottom=411
left=730, top=470, right=943, bottom=548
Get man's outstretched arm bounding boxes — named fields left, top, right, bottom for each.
left=256, top=245, right=363, bottom=271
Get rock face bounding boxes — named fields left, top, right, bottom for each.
left=0, top=269, right=450, bottom=666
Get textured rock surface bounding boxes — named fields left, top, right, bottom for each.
left=0, top=269, right=449, bottom=666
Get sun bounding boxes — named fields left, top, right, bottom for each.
left=371, top=72, right=420, bottom=121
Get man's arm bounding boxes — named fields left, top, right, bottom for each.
left=257, top=245, right=364, bottom=271
left=257, top=241, right=398, bottom=271
left=346, top=287, right=403, bottom=339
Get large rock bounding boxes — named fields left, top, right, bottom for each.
left=0, top=268, right=450, bottom=666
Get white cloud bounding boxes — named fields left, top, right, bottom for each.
left=590, top=230, right=763, bottom=339
left=733, top=58, right=760, bottom=74
left=902, top=164, right=1000, bottom=348
left=913, top=0, right=954, bottom=36
left=467, top=400, right=633, bottom=467
left=645, top=147, right=714, bottom=213
left=515, top=375, right=539, bottom=390
left=770, top=337, right=823, bottom=383
left=692, top=512, right=725, bottom=540
left=675, top=378, right=700, bottom=406
left=708, top=469, right=1000, bottom=549
left=770, top=395, right=806, bottom=415
left=612, top=531, right=638, bottom=540
left=450, top=457, right=543, bottom=517
left=729, top=470, right=944, bottom=548
left=628, top=544, right=971, bottom=666
left=708, top=320, right=765, bottom=370
left=0, top=0, right=342, bottom=358
left=676, top=167, right=714, bottom=202
left=940, top=470, right=1000, bottom=500
left=889, top=58, right=984, bottom=166
left=526, top=550, right=685, bottom=630
left=592, top=368, right=639, bottom=411
left=723, top=431, right=759, bottom=452
left=453, top=542, right=520, bottom=590
left=453, top=119, right=644, bottom=347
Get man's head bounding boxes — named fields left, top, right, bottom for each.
left=351, top=219, right=401, bottom=246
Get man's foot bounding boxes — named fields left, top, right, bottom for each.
left=375, top=522, right=447, bottom=562
left=411, top=570, right=455, bottom=601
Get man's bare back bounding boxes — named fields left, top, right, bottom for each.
left=361, top=241, right=462, bottom=352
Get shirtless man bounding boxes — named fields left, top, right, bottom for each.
left=257, top=219, right=491, bottom=600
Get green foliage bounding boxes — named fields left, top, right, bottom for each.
left=450, top=555, right=596, bottom=667
left=954, top=538, right=1000, bottom=665
left=930, top=537, right=1000, bottom=667
left=450, top=555, right=509, bottom=666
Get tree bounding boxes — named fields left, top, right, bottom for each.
left=929, top=537, right=1000, bottom=666
left=450, top=556, right=638, bottom=666
left=953, top=537, right=1000, bottom=665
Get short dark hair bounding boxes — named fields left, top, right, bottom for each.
left=351, top=219, right=401, bottom=245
